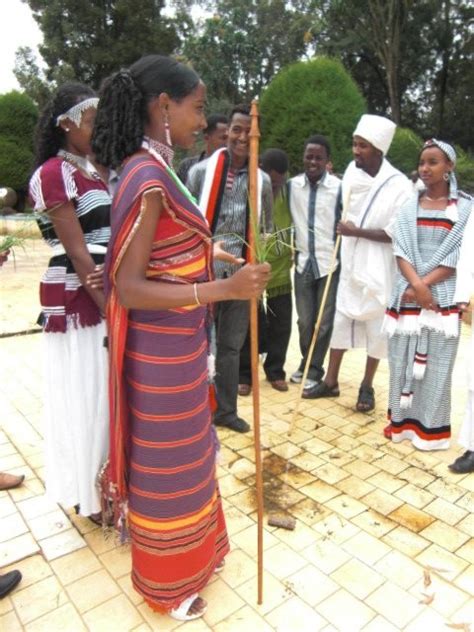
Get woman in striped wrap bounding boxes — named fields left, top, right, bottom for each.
left=92, top=56, right=270, bottom=620
left=383, top=139, right=472, bottom=450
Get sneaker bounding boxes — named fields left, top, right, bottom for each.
left=304, top=379, right=318, bottom=390
left=290, top=370, right=303, bottom=384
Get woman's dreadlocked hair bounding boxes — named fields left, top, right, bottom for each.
left=34, top=82, right=96, bottom=168
left=92, top=55, right=200, bottom=169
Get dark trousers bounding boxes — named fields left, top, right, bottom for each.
left=214, top=299, right=249, bottom=424
left=239, top=292, right=292, bottom=384
left=294, top=267, right=339, bottom=382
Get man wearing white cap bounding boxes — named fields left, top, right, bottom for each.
left=303, top=114, right=412, bottom=411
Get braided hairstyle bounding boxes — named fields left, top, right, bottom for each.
left=92, top=55, right=200, bottom=169
left=34, top=83, right=96, bottom=168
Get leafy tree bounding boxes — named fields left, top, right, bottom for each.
left=259, top=57, right=366, bottom=174
left=181, top=0, right=314, bottom=104
left=22, top=0, right=179, bottom=88
left=13, top=47, right=52, bottom=109
left=312, top=0, right=473, bottom=150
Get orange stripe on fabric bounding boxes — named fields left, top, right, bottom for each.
left=125, top=339, right=207, bottom=365
left=127, top=369, right=207, bottom=394
left=130, top=398, right=208, bottom=422
left=130, top=468, right=214, bottom=501
left=128, top=321, right=199, bottom=335
left=131, top=444, right=213, bottom=475
left=131, top=424, right=208, bottom=449
left=128, top=491, right=217, bottom=530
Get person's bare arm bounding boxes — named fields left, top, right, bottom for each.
left=115, top=190, right=271, bottom=310
left=422, top=266, right=455, bottom=286
left=337, top=220, right=391, bottom=243
left=48, top=202, right=105, bottom=312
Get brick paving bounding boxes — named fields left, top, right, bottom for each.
left=0, top=241, right=472, bottom=631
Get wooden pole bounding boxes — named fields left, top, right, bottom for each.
left=289, top=187, right=351, bottom=435
left=248, top=99, right=264, bottom=605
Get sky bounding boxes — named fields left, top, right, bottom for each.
left=0, top=0, right=43, bottom=94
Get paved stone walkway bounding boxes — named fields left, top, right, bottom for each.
left=0, top=241, right=472, bottom=631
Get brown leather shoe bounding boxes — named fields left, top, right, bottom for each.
left=238, top=384, right=251, bottom=396
left=0, top=472, right=25, bottom=491
left=269, top=379, right=289, bottom=392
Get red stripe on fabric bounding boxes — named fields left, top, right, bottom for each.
left=205, top=151, right=227, bottom=228
left=391, top=423, right=450, bottom=441
left=417, top=219, right=453, bottom=230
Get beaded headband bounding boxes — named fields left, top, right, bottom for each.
left=56, top=97, right=99, bottom=128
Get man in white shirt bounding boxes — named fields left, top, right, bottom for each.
left=303, top=115, right=412, bottom=411
left=289, top=135, right=342, bottom=389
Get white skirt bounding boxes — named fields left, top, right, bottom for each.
left=42, top=321, right=109, bottom=516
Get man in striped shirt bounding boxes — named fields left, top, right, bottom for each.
left=187, top=104, right=272, bottom=433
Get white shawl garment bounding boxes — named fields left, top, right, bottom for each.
left=336, top=159, right=412, bottom=321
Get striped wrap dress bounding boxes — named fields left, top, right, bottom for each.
left=104, top=147, right=229, bottom=612
left=384, top=193, right=472, bottom=450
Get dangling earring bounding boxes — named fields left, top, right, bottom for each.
left=443, top=172, right=450, bottom=181
left=65, top=128, right=70, bottom=132
left=164, top=111, right=172, bottom=147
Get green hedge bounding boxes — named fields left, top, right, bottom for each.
left=0, top=136, right=34, bottom=192
left=0, top=91, right=37, bottom=193
left=387, top=127, right=423, bottom=175
left=260, top=57, right=366, bottom=174
left=0, top=91, right=38, bottom=151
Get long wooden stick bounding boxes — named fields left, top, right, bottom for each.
left=248, top=99, right=264, bottom=605
left=289, top=186, right=351, bottom=435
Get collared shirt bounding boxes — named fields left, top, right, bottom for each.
left=187, top=157, right=273, bottom=279
left=289, top=171, right=341, bottom=277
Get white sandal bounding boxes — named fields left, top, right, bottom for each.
left=169, top=593, right=207, bottom=621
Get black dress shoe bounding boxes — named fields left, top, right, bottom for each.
left=302, top=381, right=340, bottom=399
left=214, top=416, right=250, bottom=433
left=448, top=450, right=474, bottom=474
left=0, top=570, right=22, bottom=598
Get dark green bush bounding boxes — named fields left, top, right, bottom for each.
left=456, top=148, right=474, bottom=195
left=0, top=91, right=37, bottom=194
left=387, top=127, right=423, bottom=175
left=0, top=91, right=38, bottom=151
left=260, top=57, right=366, bottom=174
left=0, top=136, right=34, bottom=192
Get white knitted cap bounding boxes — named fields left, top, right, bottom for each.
left=353, top=114, right=396, bottom=155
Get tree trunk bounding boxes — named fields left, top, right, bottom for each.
left=437, top=0, right=452, bottom=135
